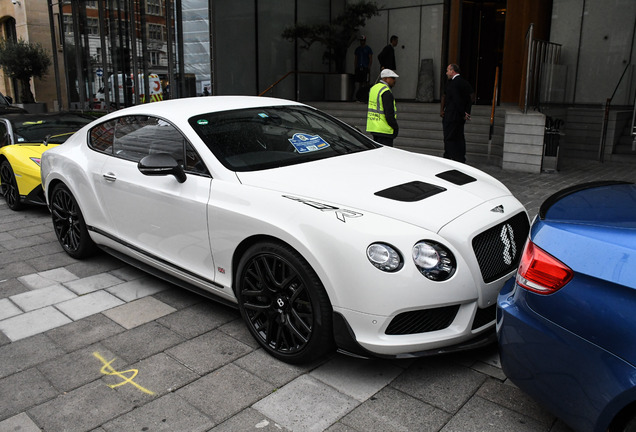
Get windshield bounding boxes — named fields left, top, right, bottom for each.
left=11, top=114, right=94, bottom=144
left=189, top=105, right=379, bottom=171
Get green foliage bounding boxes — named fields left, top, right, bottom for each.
left=0, top=38, right=52, bottom=103
left=282, top=1, right=380, bottom=73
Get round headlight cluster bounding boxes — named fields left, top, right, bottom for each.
left=366, top=243, right=403, bottom=272
left=412, top=241, right=456, bottom=281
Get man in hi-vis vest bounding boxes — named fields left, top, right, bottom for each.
left=366, top=69, right=399, bottom=146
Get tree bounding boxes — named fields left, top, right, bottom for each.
left=0, top=38, right=52, bottom=104
left=282, top=1, right=379, bottom=74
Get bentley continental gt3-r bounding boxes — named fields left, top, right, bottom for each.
left=497, top=181, right=636, bottom=432
left=41, top=96, right=529, bottom=364
left=0, top=112, right=94, bottom=210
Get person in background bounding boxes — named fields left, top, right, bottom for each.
left=366, top=69, right=399, bottom=146
left=440, top=63, right=473, bottom=163
left=377, top=35, right=398, bottom=71
left=354, top=35, right=373, bottom=101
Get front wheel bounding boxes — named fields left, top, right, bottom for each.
left=50, top=183, right=97, bottom=259
left=236, top=242, right=334, bottom=364
left=0, top=160, right=23, bottom=211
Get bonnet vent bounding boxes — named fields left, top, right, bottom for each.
left=375, top=181, right=446, bottom=202
left=436, top=170, right=476, bottom=185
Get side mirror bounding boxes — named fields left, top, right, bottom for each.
left=138, top=153, right=186, bottom=183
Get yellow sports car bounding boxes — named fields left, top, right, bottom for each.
left=0, top=112, right=94, bottom=210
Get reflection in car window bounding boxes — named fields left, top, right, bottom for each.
left=9, top=114, right=93, bottom=144
left=89, top=115, right=208, bottom=175
left=0, top=122, right=8, bottom=147
left=188, top=105, right=379, bottom=172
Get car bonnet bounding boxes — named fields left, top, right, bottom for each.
left=234, top=147, right=514, bottom=233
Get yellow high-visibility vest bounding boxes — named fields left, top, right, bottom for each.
left=366, top=82, right=396, bottom=135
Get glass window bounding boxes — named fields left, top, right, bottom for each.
left=9, top=114, right=93, bottom=144
left=148, top=24, right=164, bottom=41
left=0, top=122, right=9, bottom=147
left=149, top=51, right=161, bottom=66
left=189, top=106, right=379, bottom=172
left=89, top=120, right=116, bottom=153
left=63, top=15, right=73, bottom=36
left=87, top=18, right=99, bottom=36
left=147, top=0, right=162, bottom=16
left=89, top=115, right=208, bottom=175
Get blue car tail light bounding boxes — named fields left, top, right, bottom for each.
left=516, top=240, right=573, bottom=294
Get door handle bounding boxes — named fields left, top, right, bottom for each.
left=103, top=172, right=116, bottom=181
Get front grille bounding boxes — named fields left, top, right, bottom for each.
left=472, top=212, right=530, bottom=283
left=472, top=304, right=496, bottom=329
left=385, top=305, right=460, bottom=335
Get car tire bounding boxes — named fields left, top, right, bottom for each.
left=50, top=183, right=97, bottom=259
left=236, top=241, right=334, bottom=364
left=619, top=414, right=636, bottom=432
left=0, top=160, right=23, bottom=211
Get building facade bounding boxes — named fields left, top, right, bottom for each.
left=1, top=0, right=634, bottom=169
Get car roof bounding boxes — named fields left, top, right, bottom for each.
left=100, top=96, right=307, bottom=121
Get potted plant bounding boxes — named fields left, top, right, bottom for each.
left=0, top=38, right=52, bottom=111
left=282, top=1, right=379, bottom=100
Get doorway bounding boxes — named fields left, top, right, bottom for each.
left=459, top=0, right=506, bottom=105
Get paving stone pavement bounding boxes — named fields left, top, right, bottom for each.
left=1, top=157, right=634, bottom=432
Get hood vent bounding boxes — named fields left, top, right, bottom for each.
left=436, top=170, right=476, bottom=185
left=375, top=181, right=446, bottom=202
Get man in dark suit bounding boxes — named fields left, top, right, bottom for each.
left=440, top=64, right=473, bottom=163
left=377, top=35, right=398, bottom=71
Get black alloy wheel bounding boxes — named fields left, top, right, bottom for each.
left=50, top=184, right=97, bottom=259
left=0, top=160, right=23, bottom=210
left=236, top=242, right=333, bottom=364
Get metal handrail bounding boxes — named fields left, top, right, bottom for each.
left=522, top=24, right=534, bottom=113
left=259, top=71, right=296, bottom=97
left=599, top=62, right=633, bottom=161
left=521, top=23, right=562, bottom=113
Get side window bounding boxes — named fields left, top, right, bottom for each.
left=89, top=120, right=116, bottom=153
left=184, top=141, right=208, bottom=175
left=0, top=122, right=8, bottom=147
left=112, top=116, right=157, bottom=162
left=89, top=115, right=208, bottom=175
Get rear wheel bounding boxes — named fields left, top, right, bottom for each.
left=617, top=414, right=636, bottom=432
left=236, top=242, right=334, bottom=364
left=0, top=160, right=23, bottom=210
left=50, top=184, right=97, bottom=258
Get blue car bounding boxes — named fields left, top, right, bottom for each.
left=497, top=181, right=636, bottom=432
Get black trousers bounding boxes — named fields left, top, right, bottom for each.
left=372, top=133, right=394, bottom=147
left=442, top=117, right=466, bottom=163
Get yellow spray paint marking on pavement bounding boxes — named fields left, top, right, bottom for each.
left=93, top=352, right=155, bottom=395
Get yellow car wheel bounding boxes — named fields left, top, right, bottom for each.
left=0, top=160, right=23, bottom=211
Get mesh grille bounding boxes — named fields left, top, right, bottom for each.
left=472, top=212, right=530, bottom=283
left=472, top=304, right=496, bottom=329
left=385, top=305, right=460, bottom=335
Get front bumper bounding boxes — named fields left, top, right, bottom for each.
left=334, top=310, right=496, bottom=359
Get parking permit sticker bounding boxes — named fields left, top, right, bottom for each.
left=288, top=133, right=330, bottom=153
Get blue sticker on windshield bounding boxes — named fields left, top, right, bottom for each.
left=288, top=133, right=330, bottom=153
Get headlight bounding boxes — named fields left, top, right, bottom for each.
left=366, top=243, right=403, bottom=272
left=412, top=241, right=456, bottom=281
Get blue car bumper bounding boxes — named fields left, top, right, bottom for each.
left=497, top=277, right=636, bottom=432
